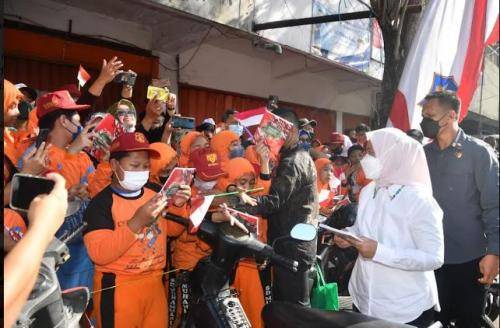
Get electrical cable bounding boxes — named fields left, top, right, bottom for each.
left=159, top=27, right=212, bottom=71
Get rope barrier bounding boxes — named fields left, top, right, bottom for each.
left=90, top=267, right=193, bottom=294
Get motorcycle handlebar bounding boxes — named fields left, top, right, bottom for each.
left=260, top=244, right=298, bottom=272
left=163, top=214, right=299, bottom=272
left=271, top=252, right=299, bottom=272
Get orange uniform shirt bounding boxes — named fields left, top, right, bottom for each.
left=16, top=144, right=95, bottom=190
left=84, top=183, right=186, bottom=275
left=83, top=185, right=167, bottom=275
left=46, top=146, right=95, bottom=189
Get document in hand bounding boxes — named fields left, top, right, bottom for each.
left=89, top=114, right=125, bottom=161
left=235, top=108, right=293, bottom=158
left=159, top=168, right=196, bottom=201
left=225, top=207, right=260, bottom=235
left=319, top=223, right=362, bottom=242
left=254, top=110, right=294, bottom=158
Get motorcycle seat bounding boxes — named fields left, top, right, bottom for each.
left=262, top=301, right=413, bottom=328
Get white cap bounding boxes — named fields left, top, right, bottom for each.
left=202, top=118, right=216, bottom=126
left=15, top=83, right=28, bottom=89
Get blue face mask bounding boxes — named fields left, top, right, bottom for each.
left=299, top=129, right=312, bottom=140
left=65, top=121, right=83, bottom=141
left=228, top=124, right=244, bottom=137
left=299, top=141, right=312, bottom=151
left=229, top=145, right=245, bottom=159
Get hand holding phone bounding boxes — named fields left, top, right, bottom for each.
left=36, top=129, right=50, bottom=149
left=21, top=143, right=49, bottom=176
left=10, top=174, right=57, bottom=212
left=26, top=173, right=68, bottom=236
left=114, top=71, right=137, bottom=86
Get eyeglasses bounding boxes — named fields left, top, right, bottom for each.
left=116, top=110, right=135, bottom=117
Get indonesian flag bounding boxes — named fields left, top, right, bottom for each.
left=77, top=65, right=91, bottom=88
left=189, top=194, right=214, bottom=232
left=388, top=0, right=499, bottom=131
left=234, top=107, right=267, bottom=127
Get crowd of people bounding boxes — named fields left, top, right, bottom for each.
left=3, top=56, right=499, bottom=328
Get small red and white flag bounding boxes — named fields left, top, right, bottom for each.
left=388, top=0, right=499, bottom=130
left=77, top=65, right=91, bottom=88
left=234, top=107, right=267, bottom=127
left=189, top=194, right=215, bottom=232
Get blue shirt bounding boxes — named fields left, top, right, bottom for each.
left=424, top=129, right=499, bottom=264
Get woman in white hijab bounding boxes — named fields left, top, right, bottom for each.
left=335, top=128, right=444, bottom=327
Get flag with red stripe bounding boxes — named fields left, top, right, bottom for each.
left=234, top=107, right=267, bottom=127
left=388, top=0, right=499, bottom=131
left=77, top=65, right=91, bottom=88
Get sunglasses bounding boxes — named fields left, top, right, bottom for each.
left=116, top=110, right=135, bottom=117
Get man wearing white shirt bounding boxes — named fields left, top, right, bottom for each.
left=335, top=128, right=444, bottom=327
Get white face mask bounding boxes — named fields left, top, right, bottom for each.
left=115, top=165, right=149, bottom=191
left=360, top=154, right=383, bottom=180
left=228, top=124, right=244, bottom=137
left=194, top=177, right=217, bottom=191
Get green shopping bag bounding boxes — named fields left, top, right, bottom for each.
left=310, top=262, right=339, bottom=311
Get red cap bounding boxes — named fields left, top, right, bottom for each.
left=330, top=132, right=345, bottom=144
left=109, top=132, right=160, bottom=158
left=36, top=90, right=90, bottom=119
left=191, top=147, right=226, bottom=181
left=59, top=84, right=82, bottom=99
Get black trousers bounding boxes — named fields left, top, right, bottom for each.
left=273, top=265, right=314, bottom=307
left=435, top=257, right=487, bottom=328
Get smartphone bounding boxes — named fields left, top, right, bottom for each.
left=267, top=95, right=279, bottom=109
left=147, top=86, right=169, bottom=102
left=113, top=72, right=137, bottom=86
left=172, top=116, right=195, bottom=130
left=36, top=129, right=50, bottom=148
left=10, top=174, right=55, bottom=212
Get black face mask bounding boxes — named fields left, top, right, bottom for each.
left=420, top=112, right=448, bottom=139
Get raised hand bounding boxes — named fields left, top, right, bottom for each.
left=97, top=57, right=124, bottom=84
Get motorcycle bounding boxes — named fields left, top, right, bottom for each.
left=165, top=213, right=429, bottom=328
left=168, top=213, right=311, bottom=328
left=13, top=224, right=90, bottom=328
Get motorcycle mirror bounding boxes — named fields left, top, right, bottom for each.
left=290, top=223, right=317, bottom=242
